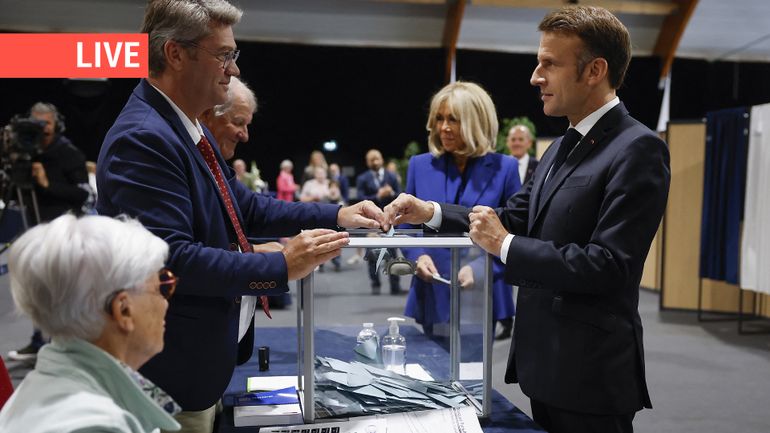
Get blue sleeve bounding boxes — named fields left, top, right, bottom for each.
left=97, top=128, right=338, bottom=299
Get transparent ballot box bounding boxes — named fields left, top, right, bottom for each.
left=295, top=230, right=494, bottom=422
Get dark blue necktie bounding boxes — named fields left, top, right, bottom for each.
left=547, top=128, right=582, bottom=183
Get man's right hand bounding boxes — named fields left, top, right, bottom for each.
left=382, top=193, right=434, bottom=231
left=283, top=229, right=350, bottom=281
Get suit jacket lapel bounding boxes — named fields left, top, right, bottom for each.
left=137, top=80, right=229, bottom=213
left=532, top=103, right=628, bottom=226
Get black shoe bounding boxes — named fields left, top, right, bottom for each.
left=8, top=343, right=40, bottom=361
left=334, top=262, right=341, bottom=272
left=494, top=326, right=512, bottom=341
left=371, top=283, right=381, bottom=295
left=390, top=286, right=403, bottom=295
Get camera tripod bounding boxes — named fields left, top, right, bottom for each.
left=0, top=180, right=41, bottom=249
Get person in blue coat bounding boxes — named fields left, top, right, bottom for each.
left=402, top=81, right=521, bottom=338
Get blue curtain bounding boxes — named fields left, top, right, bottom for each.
left=699, top=107, right=749, bottom=284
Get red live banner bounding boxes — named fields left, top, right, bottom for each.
left=0, top=33, right=148, bottom=78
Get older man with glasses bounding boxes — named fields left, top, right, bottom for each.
left=96, top=1, right=385, bottom=432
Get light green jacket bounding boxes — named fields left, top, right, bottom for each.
left=0, top=338, right=180, bottom=433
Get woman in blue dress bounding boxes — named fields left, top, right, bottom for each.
left=403, top=81, right=521, bottom=339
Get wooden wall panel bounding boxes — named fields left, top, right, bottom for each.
left=661, top=122, right=706, bottom=309
left=660, top=121, right=770, bottom=317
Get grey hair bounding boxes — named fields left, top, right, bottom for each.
left=280, top=159, right=293, bottom=169
left=141, top=0, right=243, bottom=77
left=29, top=102, right=59, bottom=117
left=8, top=214, right=168, bottom=341
left=213, top=77, right=257, bottom=116
left=509, top=124, right=534, bottom=142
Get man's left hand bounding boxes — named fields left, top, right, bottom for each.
left=31, top=162, right=49, bottom=189
left=337, top=200, right=383, bottom=229
left=468, top=205, right=507, bottom=256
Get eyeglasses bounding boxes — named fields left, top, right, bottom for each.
left=103, top=268, right=178, bottom=314
left=158, top=268, right=178, bottom=300
left=179, top=40, right=240, bottom=69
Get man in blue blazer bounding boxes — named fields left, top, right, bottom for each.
left=356, top=149, right=402, bottom=294
left=96, top=2, right=382, bottom=431
left=385, top=6, right=669, bottom=433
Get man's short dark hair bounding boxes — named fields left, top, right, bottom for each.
left=539, top=6, right=631, bottom=89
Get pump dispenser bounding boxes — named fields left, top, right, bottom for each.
left=382, top=317, right=406, bottom=374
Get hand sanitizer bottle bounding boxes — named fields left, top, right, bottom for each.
left=382, top=317, right=406, bottom=375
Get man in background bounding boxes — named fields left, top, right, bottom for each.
left=200, top=76, right=255, bottom=161
left=356, top=149, right=401, bottom=294
left=506, top=124, right=539, bottom=185
left=7, top=101, right=90, bottom=362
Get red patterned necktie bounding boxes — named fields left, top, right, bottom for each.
left=196, top=135, right=271, bottom=319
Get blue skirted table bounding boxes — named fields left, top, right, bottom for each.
left=219, top=326, right=543, bottom=433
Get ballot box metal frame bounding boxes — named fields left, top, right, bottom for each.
left=296, top=234, right=493, bottom=422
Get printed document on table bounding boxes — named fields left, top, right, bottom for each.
left=383, top=406, right=482, bottom=433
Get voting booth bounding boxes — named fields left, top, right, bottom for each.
left=296, top=231, right=494, bottom=422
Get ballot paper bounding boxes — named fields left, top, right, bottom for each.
left=374, top=226, right=396, bottom=274
left=314, top=356, right=474, bottom=417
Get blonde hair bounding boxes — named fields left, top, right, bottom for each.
left=426, top=81, right=498, bottom=158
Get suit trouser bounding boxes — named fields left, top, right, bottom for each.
left=530, top=399, right=635, bottom=433
left=163, top=401, right=221, bottom=433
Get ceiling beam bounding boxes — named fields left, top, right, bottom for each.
left=443, top=0, right=466, bottom=83
left=366, top=0, right=446, bottom=4
left=652, top=0, right=699, bottom=81
left=472, top=0, right=679, bottom=16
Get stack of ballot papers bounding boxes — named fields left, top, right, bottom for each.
left=259, top=405, right=482, bottom=433
left=233, top=386, right=303, bottom=427
left=313, top=356, right=475, bottom=418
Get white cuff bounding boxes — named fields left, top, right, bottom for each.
left=425, top=201, right=442, bottom=230
left=500, top=234, right=514, bottom=264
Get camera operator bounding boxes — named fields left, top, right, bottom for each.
left=7, top=102, right=90, bottom=362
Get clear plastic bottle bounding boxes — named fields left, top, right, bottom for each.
left=356, top=322, right=379, bottom=345
left=382, top=317, right=406, bottom=375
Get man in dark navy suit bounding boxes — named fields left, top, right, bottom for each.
left=385, top=6, right=669, bottom=433
left=356, top=149, right=402, bottom=294
left=96, top=1, right=382, bottom=432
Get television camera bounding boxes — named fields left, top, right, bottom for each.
left=0, top=115, right=45, bottom=228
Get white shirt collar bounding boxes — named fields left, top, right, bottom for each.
left=571, top=96, right=620, bottom=137
left=516, top=153, right=530, bottom=183
left=149, top=82, right=204, bottom=143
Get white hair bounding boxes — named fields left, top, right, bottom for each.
left=280, top=159, right=293, bottom=170
left=213, top=77, right=257, bottom=116
left=8, top=214, right=168, bottom=341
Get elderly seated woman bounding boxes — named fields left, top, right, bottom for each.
left=0, top=214, right=181, bottom=433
